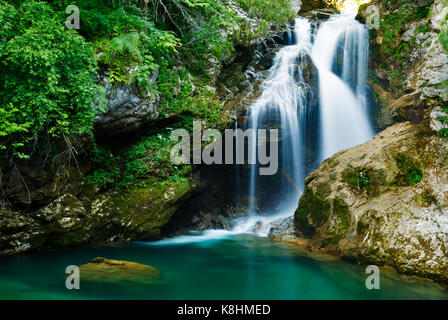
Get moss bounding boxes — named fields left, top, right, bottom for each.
left=321, top=232, right=341, bottom=247
left=320, top=199, right=351, bottom=247
left=93, top=174, right=193, bottom=241
left=343, top=168, right=371, bottom=190
left=357, top=220, right=369, bottom=235
left=394, top=154, right=423, bottom=186
left=370, top=0, right=435, bottom=93
left=415, top=189, right=437, bottom=207
left=294, top=186, right=331, bottom=237
left=343, top=167, right=385, bottom=197
left=334, top=198, right=351, bottom=237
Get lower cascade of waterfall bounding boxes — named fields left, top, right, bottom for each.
left=229, top=13, right=375, bottom=236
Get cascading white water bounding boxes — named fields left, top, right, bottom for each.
left=235, top=18, right=315, bottom=234
left=154, top=14, right=376, bottom=245
left=312, top=13, right=374, bottom=160
left=231, top=14, right=374, bottom=236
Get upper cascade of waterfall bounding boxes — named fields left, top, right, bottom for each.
left=311, top=14, right=374, bottom=160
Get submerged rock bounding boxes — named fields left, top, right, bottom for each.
left=288, top=122, right=448, bottom=284
left=79, top=257, right=160, bottom=284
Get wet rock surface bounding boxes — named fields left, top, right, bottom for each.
left=0, top=171, right=199, bottom=254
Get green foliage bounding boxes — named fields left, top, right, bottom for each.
left=50, top=0, right=181, bottom=88
left=96, top=25, right=180, bottom=87
left=0, top=104, right=33, bottom=160
left=86, top=128, right=187, bottom=189
left=395, top=154, right=423, bottom=186
left=157, top=68, right=222, bottom=126
left=437, top=4, right=448, bottom=116
left=440, top=29, right=448, bottom=52
left=235, top=0, right=295, bottom=27
left=0, top=0, right=103, bottom=162
left=416, top=22, right=430, bottom=34
left=343, top=167, right=386, bottom=197
left=1, top=0, right=294, bottom=190
left=404, top=167, right=423, bottom=185
left=439, top=128, right=448, bottom=139
left=344, top=168, right=371, bottom=190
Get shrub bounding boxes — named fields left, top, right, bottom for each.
left=0, top=0, right=102, bottom=163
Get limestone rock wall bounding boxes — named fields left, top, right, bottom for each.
left=289, top=122, right=448, bottom=283
left=360, top=0, right=448, bottom=125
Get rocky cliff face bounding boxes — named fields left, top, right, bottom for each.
left=94, top=71, right=160, bottom=137
left=282, top=122, right=448, bottom=283
left=0, top=172, right=197, bottom=253
left=359, top=0, right=448, bottom=126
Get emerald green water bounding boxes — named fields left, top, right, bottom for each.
left=1, top=232, right=447, bottom=300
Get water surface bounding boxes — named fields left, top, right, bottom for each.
left=0, top=233, right=447, bottom=300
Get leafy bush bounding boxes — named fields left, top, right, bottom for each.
left=235, top=0, right=295, bottom=24
left=0, top=0, right=102, bottom=162
left=86, top=129, right=186, bottom=189
left=395, top=154, right=423, bottom=186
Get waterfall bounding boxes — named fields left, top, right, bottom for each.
left=311, top=13, right=374, bottom=161
left=233, top=18, right=315, bottom=234
left=246, top=19, right=313, bottom=212
left=232, top=14, right=374, bottom=235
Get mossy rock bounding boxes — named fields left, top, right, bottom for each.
left=393, top=153, right=424, bottom=186
left=333, top=198, right=351, bottom=237
left=79, top=257, right=160, bottom=284
left=294, top=186, right=331, bottom=237
left=95, top=176, right=194, bottom=240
